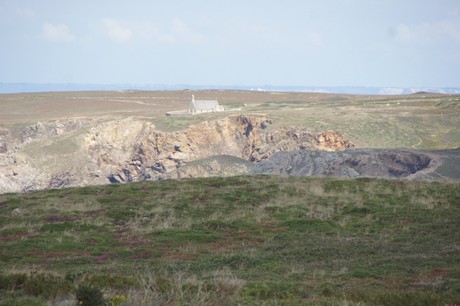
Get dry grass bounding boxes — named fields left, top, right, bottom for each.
left=127, top=269, right=244, bottom=306
left=0, top=167, right=459, bottom=305
left=42, top=198, right=102, bottom=212
left=1, top=90, right=458, bottom=149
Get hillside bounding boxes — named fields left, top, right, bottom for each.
left=0, top=176, right=459, bottom=305
left=0, top=90, right=459, bottom=193
left=0, top=90, right=459, bottom=305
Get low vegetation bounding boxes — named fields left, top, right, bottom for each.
left=0, top=176, right=459, bottom=305
left=1, top=91, right=459, bottom=149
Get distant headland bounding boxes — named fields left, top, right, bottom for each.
left=1, top=83, right=459, bottom=95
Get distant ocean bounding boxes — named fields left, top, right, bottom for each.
left=1, top=83, right=459, bottom=95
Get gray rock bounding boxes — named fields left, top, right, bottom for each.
left=250, top=149, right=433, bottom=179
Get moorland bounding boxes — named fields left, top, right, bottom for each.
left=1, top=176, right=459, bottom=305
left=0, top=90, right=459, bottom=305
left=0, top=90, right=459, bottom=193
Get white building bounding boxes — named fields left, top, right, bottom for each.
left=188, top=95, right=224, bottom=114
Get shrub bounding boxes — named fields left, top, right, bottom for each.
left=75, top=285, right=104, bottom=306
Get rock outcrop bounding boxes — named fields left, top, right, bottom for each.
left=0, top=128, right=9, bottom=154
left=250, top=149, right=433, bottom=179
left=20, top=119, right=90, bottom=144
left=0, top=113, right=458, bottom=194
left=84, top=115, right=354, bottom=183
left=0, top=114, right=354, bottom=193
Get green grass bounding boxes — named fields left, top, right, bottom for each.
left=0, top=176, right=459, bottom=305
left=257, top=95, right=460, bottom=149
left=152, top=111, right=232, bottom=132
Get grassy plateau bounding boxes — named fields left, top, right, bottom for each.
left=0, top=175, right=459, bottom=305
left=1, top=91, right=459, bottom=149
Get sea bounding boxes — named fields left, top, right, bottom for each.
left=1, top=83, right=459, bottom=95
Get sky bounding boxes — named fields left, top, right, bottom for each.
left=0, top=0, right=459, bottom=88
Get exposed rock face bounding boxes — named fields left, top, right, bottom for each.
left=0, top=113, right=458, bottom=193
left=0, top=129, right=9, bottom=154
left=0, top=114, right=355, bottom=193
left=250, top=149, right=433, bottom=179
left=85, top=115, right=354, bottom=183
left=0, top=119, right=95, bottom=193
left=20, top=119, right=90, bottom=144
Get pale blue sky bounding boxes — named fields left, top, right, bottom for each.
left=1, top=0, right=459, bottom=87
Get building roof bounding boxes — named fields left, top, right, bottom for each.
left=191, top=100, right=219, bottom=111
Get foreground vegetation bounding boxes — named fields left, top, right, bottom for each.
left=0, top=176, right=459, bottom=305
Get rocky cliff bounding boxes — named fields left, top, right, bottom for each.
left=85, top=115, right=354, bottom=183
left=0, top=115, right=354, bottom=193
left=250, top=148, right=456, bottom=180
left=251, top=149, right=435, bottom=178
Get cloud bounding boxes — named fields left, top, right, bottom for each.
left=389, top=20, right=460, bottom=44
left=17, top=8, right=35, bottom=18
left=171, top=18, right=203, bottom=43
left=389, top=24, right=414, bottom=42
left=306, top=31, right=323, bottom=46
left=439, top=20, right=460, bottom=43
left=101, top=18, right=133, bottom=43
left=42, top=23, right=75, bottom=42
left=101, top=17, right=202, bottom=44
left=136, top=21, right=174, bottom=43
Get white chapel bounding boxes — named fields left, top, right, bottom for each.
left=188, top=95, right=224, bottom=115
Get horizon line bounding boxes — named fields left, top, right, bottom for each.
left=1, top=83, right=459, bottom=95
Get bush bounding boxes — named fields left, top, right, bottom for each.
left=75, top=285, right=104, bottom=306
